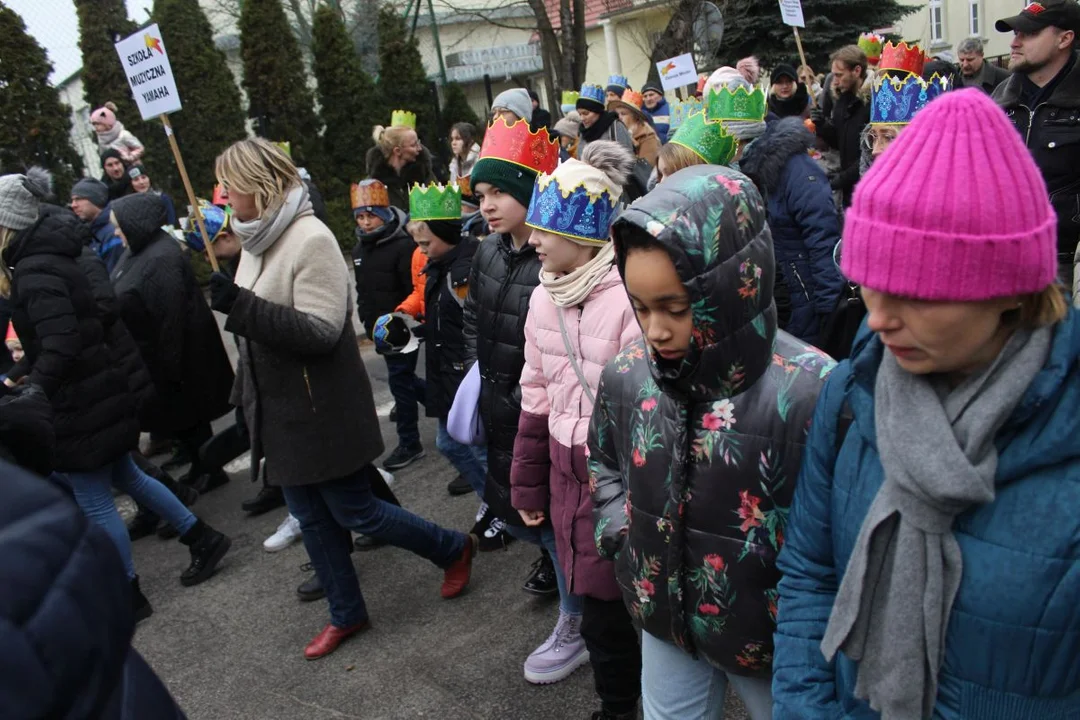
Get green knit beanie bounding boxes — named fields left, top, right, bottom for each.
left=470, top=157, right=537, bottom=209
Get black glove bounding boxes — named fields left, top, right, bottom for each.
left=809, top=105, right=825, bottom=127
left=209, top=272, right=240, bottom=314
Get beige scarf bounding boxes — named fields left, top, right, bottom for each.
left=540, top=242, right=616, bottom=308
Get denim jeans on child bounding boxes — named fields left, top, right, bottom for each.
left=641, top=630, right=773, bottom=720
left=61, top=453, right=199, bottom=580
left=436, top=419, right=488, bottom=497
left=385, top=352, right=426, bottom=448
left=282, top=464, right=467, bottom=628
left=507, top=523, right=585, bottom=616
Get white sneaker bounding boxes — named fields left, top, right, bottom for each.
left=263, top=514, right=302, bottom=552
left=475, top=501, right=489, bottom=524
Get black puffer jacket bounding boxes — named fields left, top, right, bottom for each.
left=351, top=207, right=415, bottom=338
left=994, top=54, right=1080, bottom=272
left=816, top=89, right=869, bottom=206
left=0, top=461, right=186, bottom=719
left=4, top=213, right=138, bottom=471
left=110, top=193, right=234, bottom=433
left=591, top=165, right=834, bottom=676
left=463, top=233, right=542, bottom=524
left=424, top=237, right=478, bottom=419
left=365, top=146, right=436, bottom=212
left=38, top=205, right=155, bottom=418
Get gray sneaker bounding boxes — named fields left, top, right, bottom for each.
left=523, top=610, right=589, bottom=684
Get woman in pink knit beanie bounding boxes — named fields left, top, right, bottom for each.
left=773, top=88, right=1080, bottom=720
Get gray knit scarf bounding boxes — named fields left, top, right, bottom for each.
left=821, top=326, right=1051, bottom=719
left=231, top=184, right=311, bottom=257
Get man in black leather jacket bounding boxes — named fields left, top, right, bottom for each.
left=994, top=0, right=1080, bottom=288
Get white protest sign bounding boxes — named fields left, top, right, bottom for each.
left=656, top=53, right=698, bottom=92
left=114, top=24, right=182, bottom=120
left=778, top=0, right=805, bottom=27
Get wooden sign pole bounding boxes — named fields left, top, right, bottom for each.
left=792, top=27, right=817, bottom=109
left=160, top=114, right=219, bottom=272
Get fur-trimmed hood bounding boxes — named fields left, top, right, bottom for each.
left=740, top=117, right=815, bottom=195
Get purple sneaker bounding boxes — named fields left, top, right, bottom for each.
left=523, top=610, right=589, bottom=684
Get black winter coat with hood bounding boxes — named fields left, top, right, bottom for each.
left=4, top=212, right=138, bottom=471
left=351, top=206, right=415, bottom=338
left=109, top=193, right=234, bottom=434
left=590, top=165, right=835, bottom=676
left=424, top=236, right=478, bottom=419
left=365, top=146, right=436, bottom=212
left=0, top=462, right=186, bottom=719
left=741, top=117, right=845, bottom=346
left=463, top=233, right=542, bottom=524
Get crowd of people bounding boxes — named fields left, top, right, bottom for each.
left=2, top=1, right=1080, bottom=718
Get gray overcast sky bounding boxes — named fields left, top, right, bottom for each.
left=8, top=0, right=155, bottom=83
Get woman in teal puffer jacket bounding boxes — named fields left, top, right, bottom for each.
left=774, top=89, right=1080, bottom=719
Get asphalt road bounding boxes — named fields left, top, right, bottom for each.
left=129, top=326, right=751, bottom=719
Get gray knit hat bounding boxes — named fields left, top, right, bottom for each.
left=491, top=88, right=533, bottom=123
left=0, top=167, right=52, bottom=231
left=71, top=177, right=109, bottom=209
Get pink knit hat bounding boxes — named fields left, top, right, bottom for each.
left=91, top=105, right=117, bottom=129
left=841, top=88, right=1058, bottom=301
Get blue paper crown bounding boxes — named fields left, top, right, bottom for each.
left=525, top=177, right=617, bottom=245
left=607, top=74, right=629, bottom=90
left=579, top=83, right=606, bottom=106
left=183, top=201, right=229, bottom=252
left=871, top=73, right=950, bottom=125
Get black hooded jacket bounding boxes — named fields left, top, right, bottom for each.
left=591, top=165, right=834, bottom=676
left=4, top=212, right=138, bottom=471
left=365, top=146, right=436, bottom=212
left=462, top=233, right=542, bottom=524
left=351, top=207, right=415, bottom=338
left=110, top=193, right=234, bottom=433
left=424, top=236, right=478, bottom=419
left=100, top=148, right=132, bottom=202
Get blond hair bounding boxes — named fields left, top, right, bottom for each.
left=658, top=142, right=708, bottom=179
left=372, top=125, right=415, bottom=159
left=1016, top=284, right=1069, bottom=328
left=214, top=138, right=301, bottom=218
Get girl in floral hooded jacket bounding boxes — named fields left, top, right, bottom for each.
left=589, top=164, right=834, bottom=719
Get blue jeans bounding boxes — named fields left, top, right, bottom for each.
left=62, top=453, right=199, bottom=580
left=385, top=352, right=425, bottom=448
left=282, top=464, right=467, bottom=628
left=436, top=419, right=488, bottom=498
left=507, top=524, right=584, bottom=616
left=641, top=631, right=773, bottom=720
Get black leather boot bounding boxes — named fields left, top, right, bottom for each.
left=178, top=520, right=231, bottom=587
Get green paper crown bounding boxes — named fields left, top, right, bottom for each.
left=705, top=84, right=767, bottom=123
left=670, top=111, right=737, bottom=166
left=409, top=183, right=462, bottom=221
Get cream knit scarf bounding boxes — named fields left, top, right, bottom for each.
left=540, top=242, right=616, bottom=308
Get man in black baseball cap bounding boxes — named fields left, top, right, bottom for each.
left=993, top=0, right=1080, bottom=288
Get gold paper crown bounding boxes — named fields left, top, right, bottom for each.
left=391, top=110, right=417, bottom=130
left=351, top=179, right=390, bottom=209
left=409, top=183, right=462, bottom=221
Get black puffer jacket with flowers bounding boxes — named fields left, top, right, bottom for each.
left=589, top=165, right=835, bottom=676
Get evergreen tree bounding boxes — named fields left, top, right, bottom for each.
left=440, top=83, right=482, bottom=140
left=312, top=4, right=382, bottom=252
left=238, top=0, right=322, bottom=168
left=376, top=5, right=436, bottom=148
left=152, top=0, right=247, bottom=196
left=719, top=0, right=913, bottom=71
left=0, top=2, right=84, bottom=199
left=74, top=0, right=170, bottom=190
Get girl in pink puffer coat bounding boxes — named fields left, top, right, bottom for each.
left=510, top=140, right=643, bottom=720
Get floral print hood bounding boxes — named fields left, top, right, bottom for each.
left=612, top=165, right=778, bottom=401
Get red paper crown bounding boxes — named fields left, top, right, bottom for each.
left=878, top=41, right=928, bottom=76
left=479, top=117, right=559, bottom=175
